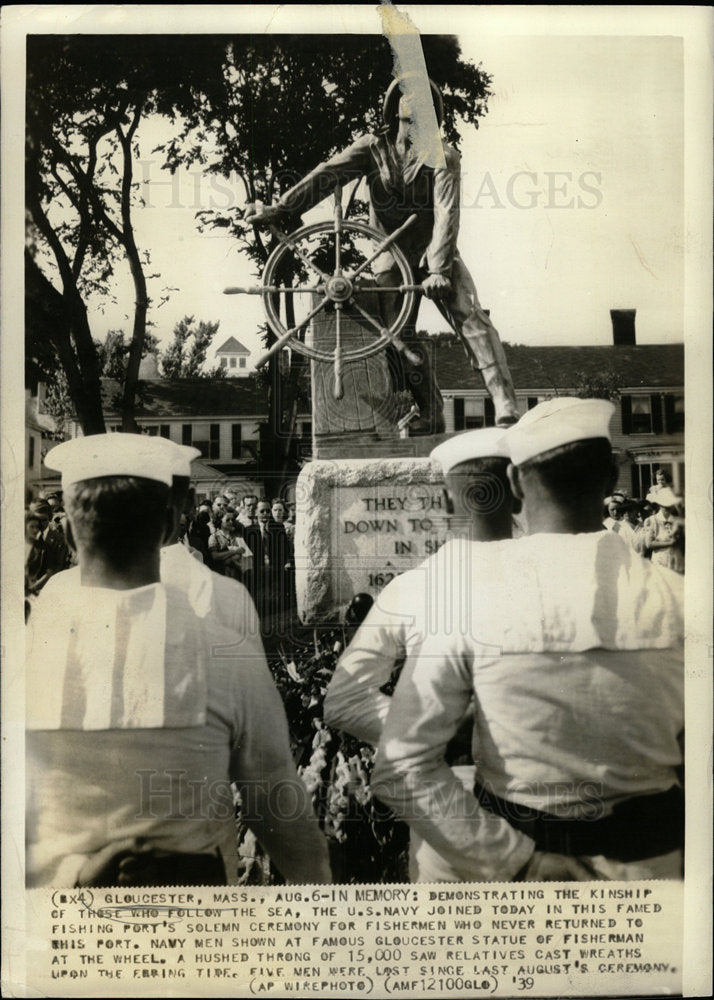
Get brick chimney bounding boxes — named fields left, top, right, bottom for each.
left=610, top=309, right=636, bottom=346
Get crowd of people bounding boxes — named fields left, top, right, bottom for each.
left=25, top=484, right=298, bottom=631
left=24, top=397, right=684, bottom=888
left=24, top=494, right=75, bottom=609
left=185, top=491, right=297, bottom=628
left=601, top=468, right=685, bottom=574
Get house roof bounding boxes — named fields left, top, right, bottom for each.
left=190, top=459, right=227, bottom=481
left=215, top=336, right=250, bottom=355
left=97, top=341, right=683, bottom=422
left=101, top=378, right=268, bottom=418
left=430, top=337, right=684, bottom=393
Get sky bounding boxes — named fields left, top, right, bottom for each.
left=64, top=6, right=692, bottom=366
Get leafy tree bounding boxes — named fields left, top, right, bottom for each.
left=95, top=329, right=158, bottom=382
left=573, top=369, right=623, bottom=401
left=159, top=315, right=225, bottom=379
left=33, top=329, right=160, bottom=439
left=25, top=35, right=226, bottom=433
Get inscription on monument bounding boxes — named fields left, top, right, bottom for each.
left=338, top=486, right=452, bottom=592
left=295, top=457, right=452, bottom=621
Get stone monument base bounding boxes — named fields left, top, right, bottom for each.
left=294, top=441, right=455, bottom=624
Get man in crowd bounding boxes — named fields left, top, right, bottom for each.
left=44, top=491, right=63, bottom=512
left=26, top=433, right=331, bottom=887
left=324, top=427, right=515, bottom=880
left=372, top=398, right=684, bottom=882
left=24, top=510, right=48, bottom=601
left=237, top=494, right=258, bottom=530
left=245, top=76, right=519, bottom=432
left=211, top=494, right=229, bottom=526
left=29, top=498, right=71, bottom=577
left=244, top=498, right=274, bottom=620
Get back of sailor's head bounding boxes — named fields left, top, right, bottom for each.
left=500, top=398, right=617, bottom=513
left=44, top=433, right=178, bottom=562
left=151, top=438, right=201, bottom=518
left=430, top=428, right=514, bottom=539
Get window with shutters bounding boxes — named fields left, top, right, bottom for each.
left=664, top=394, right=684, bottom=434
left=220, top=357, right=228, bottom=368
left=160, top=425, right=171, bottom=439
left=182, top=424, right=192, bottom=446
left=209, top=423, right=220, bottom=459
left=453, top=397, right=495, bottom=430
left=621, top=395, right=661, bottom=434
left=239, top=357, right=247, bottom=369
left=631, top=463, right=653, bottom=498
left=630, top=397, right=653, bottom=433
left=231, top=424, right=242, bottom=459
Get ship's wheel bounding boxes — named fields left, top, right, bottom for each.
left=224, top=185, right=424, bottom=399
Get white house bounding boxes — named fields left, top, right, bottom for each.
left=214, top=336, right=251, bottom=376
left=432, top=336, right=684, bottom=498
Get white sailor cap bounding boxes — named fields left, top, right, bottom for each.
left=430, top=427, right=509, bottom=475
left=502, top=397, right=615, bottom=466
left=152, top=437, right=202, bottom=478
left=44, top=433, right=175, bottom=488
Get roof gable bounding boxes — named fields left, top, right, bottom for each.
left=215, top=336, right=250, bottom=355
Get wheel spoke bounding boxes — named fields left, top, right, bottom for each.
left=348, top=213, right=418, bottom=281
left=224, top=284, right=323, bottom=295
left=333, top=303, right=344, bottom=400
left=333, top=183, right=343, bottom=276
left=352, top=284, right=423, bottom=294
left=255, top=294, right=330, bottom=368
left=350, top=298, right=386, bottom=335
left=351, top=300, right=421, bottom=366
left=269, top=224, right=331, bottom=281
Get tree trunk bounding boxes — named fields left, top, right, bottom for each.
left=118, top=114, right=148, bottom=434
left=25, top=251, right=106, bottom=435
left=67, top=289, right=107, bottom=435
left=26, top=198, right=106, bottom=435
left=120, top=244, right=148, bottom=433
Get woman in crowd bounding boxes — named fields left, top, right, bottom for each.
left=644, top=487, right=685, bottom=574
left=648, top=467, right=674, bottom=498
left=208, top=510, right=251, bottom=580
